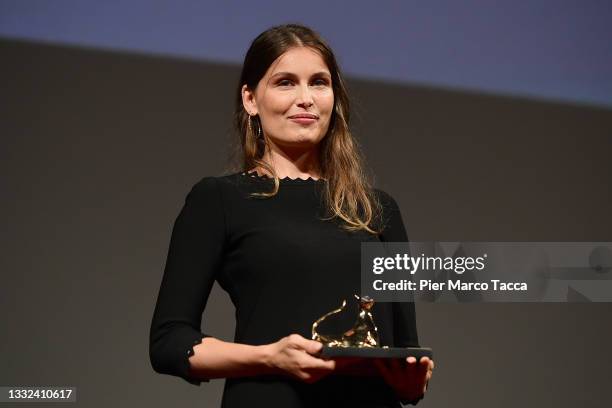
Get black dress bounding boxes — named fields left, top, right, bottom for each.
left=149, top=171, right=420, bottom=407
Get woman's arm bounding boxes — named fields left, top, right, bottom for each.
left=188, top=334, right=337, bottom=383
left=150, top=179, right=336, bottom=385
left=376, top=189, right=420, bottom=347
left=376, top=189, right=433, bottom=405
left=149, top=178, right=226, bottom=385
left=187, top=337, right=271, bottom=379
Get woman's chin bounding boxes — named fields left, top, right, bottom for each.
left=275, top=136, right=322, bottom=149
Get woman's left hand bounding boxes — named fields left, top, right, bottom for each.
left=374, top=356, right=434, bottom=403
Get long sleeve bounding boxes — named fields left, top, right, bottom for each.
left=377, top=189, right=423, bottom=406
left=376, top=189, right=419, bottom=349
left=149, top=177, right=227, bottom=386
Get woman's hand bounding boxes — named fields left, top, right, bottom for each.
left=262, top=334, right=337, bottom=383
left=374, top=356, right=434, bottom=404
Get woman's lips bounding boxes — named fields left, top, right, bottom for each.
left=289, top=117, right=317, bottom=125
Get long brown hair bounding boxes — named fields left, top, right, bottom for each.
left=231, top=23, right=383, bottom=235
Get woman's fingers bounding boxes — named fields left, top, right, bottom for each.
left=419, top=357, right=433, bottom=393
left=423, top=358, right=434, bottom=381
left=419, top=356, right=430, bottom=367
left=287, top=333, right=323, bottom=355
left=288, top=337, right=335, bottom=371
left=307, top=354, right=336, bottom=370
left=281, top=334, right=436, bottom=387
left=418, top=357, right=429, bottom=376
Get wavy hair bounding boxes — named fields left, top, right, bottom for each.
left=231, top=23, right=383, bottom=235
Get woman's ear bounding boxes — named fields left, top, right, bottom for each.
left=241, top=84, right=257, bottom=115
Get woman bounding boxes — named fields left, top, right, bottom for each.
left=149, top=23, right=434, bottom=407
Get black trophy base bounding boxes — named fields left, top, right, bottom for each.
left=320, top=346, right=433, bottom=361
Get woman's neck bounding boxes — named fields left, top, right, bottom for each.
left=256, top=143, right=323, bottom=180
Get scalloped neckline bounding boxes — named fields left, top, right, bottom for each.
left=240, top=171, right=326, bottom=184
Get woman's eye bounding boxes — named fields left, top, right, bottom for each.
left=277, top=79, right=329, bottom=87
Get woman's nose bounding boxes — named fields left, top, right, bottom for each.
left=296, top=84, right=314, bottom=106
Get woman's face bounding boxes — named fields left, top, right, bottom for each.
left=242, top=46, right=334, bottom=150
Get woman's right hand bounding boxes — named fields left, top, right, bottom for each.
left=262, top=334, right=336, bottom=383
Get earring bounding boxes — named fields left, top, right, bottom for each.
left=248, top=114, right=262, bottom=139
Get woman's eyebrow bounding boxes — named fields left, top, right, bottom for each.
left=270, top=71, right=331, bottom=79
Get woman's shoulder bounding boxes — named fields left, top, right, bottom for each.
left=371, top=187, right=408, bottom=241
left=372, top=187, right=401, bottom=210
left=187, top=171, right=264, bottom=198
left=190, top=172, right=241, bottom=188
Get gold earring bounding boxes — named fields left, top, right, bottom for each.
left=248, top=114, right=262, bottom=139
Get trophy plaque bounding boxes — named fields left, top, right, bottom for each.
left=312, top=295, right=433, bottom=360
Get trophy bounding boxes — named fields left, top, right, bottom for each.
left=312, top=294, right=433, bottom=360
